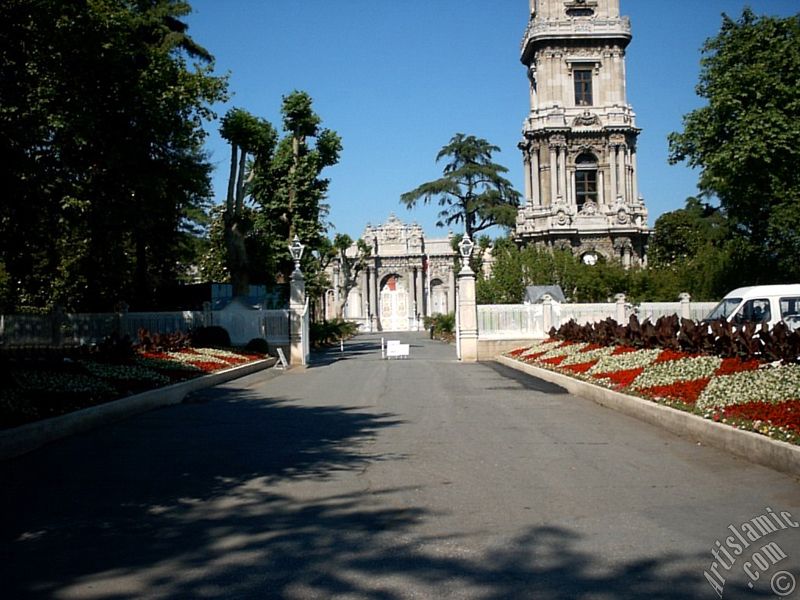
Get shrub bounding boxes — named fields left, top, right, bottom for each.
left=244, top=337, right=270, bottom=355
left=189, top=326, right=231, bottom=348
left=425, top=312, right=456, bottom=341
left=549, top=315, right=800, bottom=364
left=94, top=332, right=136, bottom=364
left=137, top=329, right=190, bottom=353
left=311, top=319, right=359, bottom=348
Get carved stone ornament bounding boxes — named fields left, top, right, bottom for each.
left=613, top=237, right=632, bottom=251
left=579, top=200, right=598, bottom=216
left=616, top=208, right=629, bottom=224
left=555, top=209, right=570, bottom=226
left=572, top=111, right=600, bottom=127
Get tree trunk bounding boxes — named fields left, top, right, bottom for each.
left=223, top=143, right=250, bottom=298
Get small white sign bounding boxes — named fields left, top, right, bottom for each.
left=385, top=340, right=410, bottom=359
left=276, top=348, right=289, bottom=369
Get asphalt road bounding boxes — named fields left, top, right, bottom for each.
left=1, top=333, right=798, bottom=599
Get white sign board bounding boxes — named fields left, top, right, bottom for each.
left=385, top=340, right=410, bottom=359
left=275, top=347, right=289, bottom=370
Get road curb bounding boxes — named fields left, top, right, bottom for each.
left=495, top=355, right=800, bottom=478
left=0, top=358, right=277, bottom=461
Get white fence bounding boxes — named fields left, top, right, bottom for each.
left=0, top=308, right=290, bottom=348
left=636, top=302, right=717, bottom=323
left=478, top=297, right=718, bottom=341
left=477, top=304, right=545, bottom=339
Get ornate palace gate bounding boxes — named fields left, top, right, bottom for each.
left=379, top=275, right=409, bottom=331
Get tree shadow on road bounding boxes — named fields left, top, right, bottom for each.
left=0, top=386, right=767, bottom=599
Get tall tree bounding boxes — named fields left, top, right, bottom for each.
left=219, top=108, right=277, bottom=297
left=252, top=91, right=342, bottom=283
left=668, top=8, right=800, bottom=282
left=400, top=134, right=521, bottom=239
left=327, top=234, right=371, bottom=319
left=0, top=0, right=227, bottom=310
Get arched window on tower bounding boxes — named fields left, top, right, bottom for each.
left=575, top=152, right=598, bottom=211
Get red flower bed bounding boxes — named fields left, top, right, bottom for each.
left=186, top=360, right=229, bottom=373
left=522, top=351, right=550, bottom=363
left=507, top=347, right=529, bottom=358
left=611, top=346, right=637, bottom=355
left=592, top=367, right=644, bottom=388
left=638, top=377, right=711, bottom=405
left=654, top=349, right=699, bottom=363
left=721, top=400, right=800, bottom=433
left=561, top=360, right=598, bottom=374
left=541, top=356, right=566, bottom=366
left=140, top=351, right=173, bottom=360
left=715, top=357, right=761, bottom=376
left=580, top=343, right=604, bottom=353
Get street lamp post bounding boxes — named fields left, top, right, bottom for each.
left=289, top=235, right=307, bottom=366
left=456, top=234, right=479, bottom=362
left=289, top=234, right=305, bottom=275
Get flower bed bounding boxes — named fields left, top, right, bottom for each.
left=1, top=347, right=265, bottom=429
left=504, top=340, right=800, bottom=446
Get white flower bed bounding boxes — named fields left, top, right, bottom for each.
left=588, top=349, right=661, bottom=375
left=560, top=346, right=615, bottom=366
left=519, top=340, right=562, bottom=357
left=537, top=342, right=589, bottom=361
left=697, top=365, right=800, bottom=410
left=192, top=348, right=247, bottom=360
left=632, top=356, right=722, bottom=389
left=166, top=350, right=229, bottom=365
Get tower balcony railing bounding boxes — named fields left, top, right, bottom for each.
left=521, top=16, right=631, bottom=51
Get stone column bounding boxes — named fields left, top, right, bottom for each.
left=598, top=170, right=605, bottom=207
left=609, top=145, right=618, bottom=202
left=447, top=265, right=456, bottom=315
left=361, top=269, right=369, bottom=325
left=289, top=268, right=306, bottom=366
left=457, top=263, right=478, bottom=362
left=531, top=146, right=541, bottom=206
left=679, top=292, right=692, bottom=320
left=372, top=267, right=380, bottom=330
left=631, top=148, right=640, bottom=202
left=625, top=147, right=633, bottom=203
left=415, top=266, right=424, bottom=324
left=523, top=152, right=532, bottom=206
left=615, top=293, right=627, bottom=325
left=549, top=144, right=558, bottom=202
left=542, top=294, right=553, bottom=335
left=559, top=146, right=568, bottom=204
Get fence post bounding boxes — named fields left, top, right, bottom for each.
left=679, top=292, right=692, bottom=320
left=542, top=294, right=553, bottom=334
left=456, top=263, right=478, bottom=362
left=202, top=301, right=212, bottom=328
left=615, top=293, right=627, bottom=324
left=51, top=304, right=65, bottom=347
left=115, top=302, right=129, bottom=339
left=290, top=268, right=306, bottom=366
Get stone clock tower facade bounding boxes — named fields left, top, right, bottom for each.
left=515, top=0, right=649, bottom=267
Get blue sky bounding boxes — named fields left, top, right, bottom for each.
left=185, top=0, right=798, bottom=240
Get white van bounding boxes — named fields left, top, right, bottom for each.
left=703, top=284, right=800, bottom=331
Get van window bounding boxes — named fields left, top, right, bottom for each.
left=705, top=298, right=741, bottom=321
left=733, top=298, right=771, bottom=324
left=780, top=297, right=800, bottom=318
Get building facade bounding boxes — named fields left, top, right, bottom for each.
left=515, top=0, right=650, bottom=267
left=324, top=215, right=458, bottom=331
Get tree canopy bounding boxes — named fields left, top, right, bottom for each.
left=251, top=91, right=342, bottom=284
left=400, top=134, right=520, bottom=239
left=0, top=0, right=227, bottom=311
left=668, top=8, right=800, bottom=283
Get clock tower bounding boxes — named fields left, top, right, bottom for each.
left=515, top=0, right=649, bottom=267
